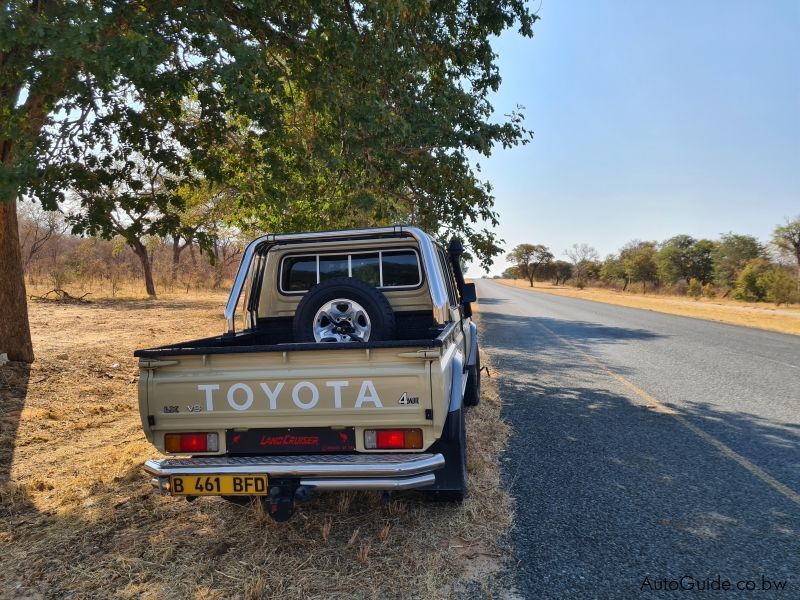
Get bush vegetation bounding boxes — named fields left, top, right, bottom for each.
left=505, top=217, right=800, bottom=306
left=18, top=203, right=243, bottom=296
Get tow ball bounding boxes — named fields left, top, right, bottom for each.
left=263, top=480, right=312, bottom=522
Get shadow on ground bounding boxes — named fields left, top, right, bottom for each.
left=476, top=304, right=800, bottom=598
left=478, top=305, right=798, bottom=480
left=0, top=363, right=29, bottom=486
left=475, top=297, right=509, bottom=305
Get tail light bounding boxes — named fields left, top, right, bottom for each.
left=164, top=432, right=219, bottom=453
left=364, top=429, right=423, bottom=450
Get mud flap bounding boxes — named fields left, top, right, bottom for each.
left=422, top=407, right=467, bottom=496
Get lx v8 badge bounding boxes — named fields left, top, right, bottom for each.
left=398, top=392, right=420, bottom=406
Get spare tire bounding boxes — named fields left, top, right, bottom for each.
left=293, top=278, right=395, bottom=343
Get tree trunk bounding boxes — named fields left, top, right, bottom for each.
left=212, top=265, right=225, bottom=289
left=131, top=241, right=157, bottom=298
left=0, top=199, right=35, bottom=363
left=171, top=235, right=186, bottom=282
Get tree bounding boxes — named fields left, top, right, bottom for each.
left=551, top=260, right=573, bottom=285
left=536, top=261, right=554, bottom=281
left=657, top=235, right=715, bottom=285
left=772, top=217, right=800, bottom=282
left=66, top=156, right=211, bottom=298
left=691, top=240, right=717, bottom=284
left=17, top=202, right=66, bottom=270
left=600, top=254, right=627, bottom=289
left=0, top=1, right=537, bottom=362
left=713, top=234, right=764, bottom=293
left=506, top=243, right=554, bottom=286
left=621, top=241, right=659, bottom=293
left=564, top=243, right=599, bottom=286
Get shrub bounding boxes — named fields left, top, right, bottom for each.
left=702, top=283, right=716, bottom=298
left=49, top=264, right=73, bottom=290
left=758, top=267, right=796, bottom=306
left=734, top=260, right=769, bottom=301
left=687, top=278, right=702, bottom=299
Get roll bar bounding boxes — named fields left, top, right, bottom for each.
left=223, top=226, right=451, bottom=334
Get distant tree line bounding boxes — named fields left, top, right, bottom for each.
left=18, top=203, right=244, bottom=297
left=503, top=217, right=800, bottom=305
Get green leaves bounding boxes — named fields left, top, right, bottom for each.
left=656, top=235, right=716, bottom=285
left=507, top=243, right=554, bottom=284
left=2, top=0, right=535, bottom=270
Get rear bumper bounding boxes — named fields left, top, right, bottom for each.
left=144, top=453, right=445, bottom=492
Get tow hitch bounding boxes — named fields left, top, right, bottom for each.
left=264, top=479, right=310, bottom=522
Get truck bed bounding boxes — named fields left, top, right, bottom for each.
left=135, top=314, right=450, bottom=358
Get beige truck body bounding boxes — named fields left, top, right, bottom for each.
left=139, top=332, right=465, bottom=454
left=136, top=227, right=478, bottom=516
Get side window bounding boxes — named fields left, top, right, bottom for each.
left=381, top=250, right=420, bottom=286
left=282, top=256, right=317, bottom=291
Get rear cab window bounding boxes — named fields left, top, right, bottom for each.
left=280, top=249, right=423, bottom=294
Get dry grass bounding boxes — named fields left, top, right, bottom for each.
left=0, top=292, right=511, bottom=599
left=25, top=279, right=233, bottom=303
left=497, top=278, right=800, bottom=336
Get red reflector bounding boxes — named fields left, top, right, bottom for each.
left=376, top=430, right=406, bottom=449
left=179, top=433, right=207, bottom=453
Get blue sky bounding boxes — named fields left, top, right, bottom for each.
left=470, top=0, right=800, bottom=275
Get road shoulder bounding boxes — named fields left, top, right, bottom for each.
left=494, top=278, right=800, bottom=336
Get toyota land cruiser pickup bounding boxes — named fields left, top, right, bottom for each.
left=136, top=226, right=480, bottom=521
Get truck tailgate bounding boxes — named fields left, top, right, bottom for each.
left=140, top=346, right=433, bottom=434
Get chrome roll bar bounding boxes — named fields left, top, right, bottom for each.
left=223, top=226, right=450, bottom=334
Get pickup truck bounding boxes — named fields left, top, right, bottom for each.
left=136, top=226, right=480, bottom=521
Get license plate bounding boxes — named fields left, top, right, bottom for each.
left=169, top=474, right=268, bottom=496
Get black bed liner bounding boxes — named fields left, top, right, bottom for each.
left=134, top=322, right=454, bottom=358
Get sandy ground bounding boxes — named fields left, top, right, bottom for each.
left=1, top=291, right=510, bottom=599
left=496, top=279, right=800, bottom=336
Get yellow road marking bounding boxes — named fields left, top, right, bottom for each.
left=531, top=318, right=800, bottom=508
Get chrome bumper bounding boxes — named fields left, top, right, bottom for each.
left=145, top=453, right=444, bottom=492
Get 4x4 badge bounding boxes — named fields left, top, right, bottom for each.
left=398, top=392, right=420, bottom=406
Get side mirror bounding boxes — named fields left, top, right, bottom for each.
left=460, top=282, right=477, bottom=304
